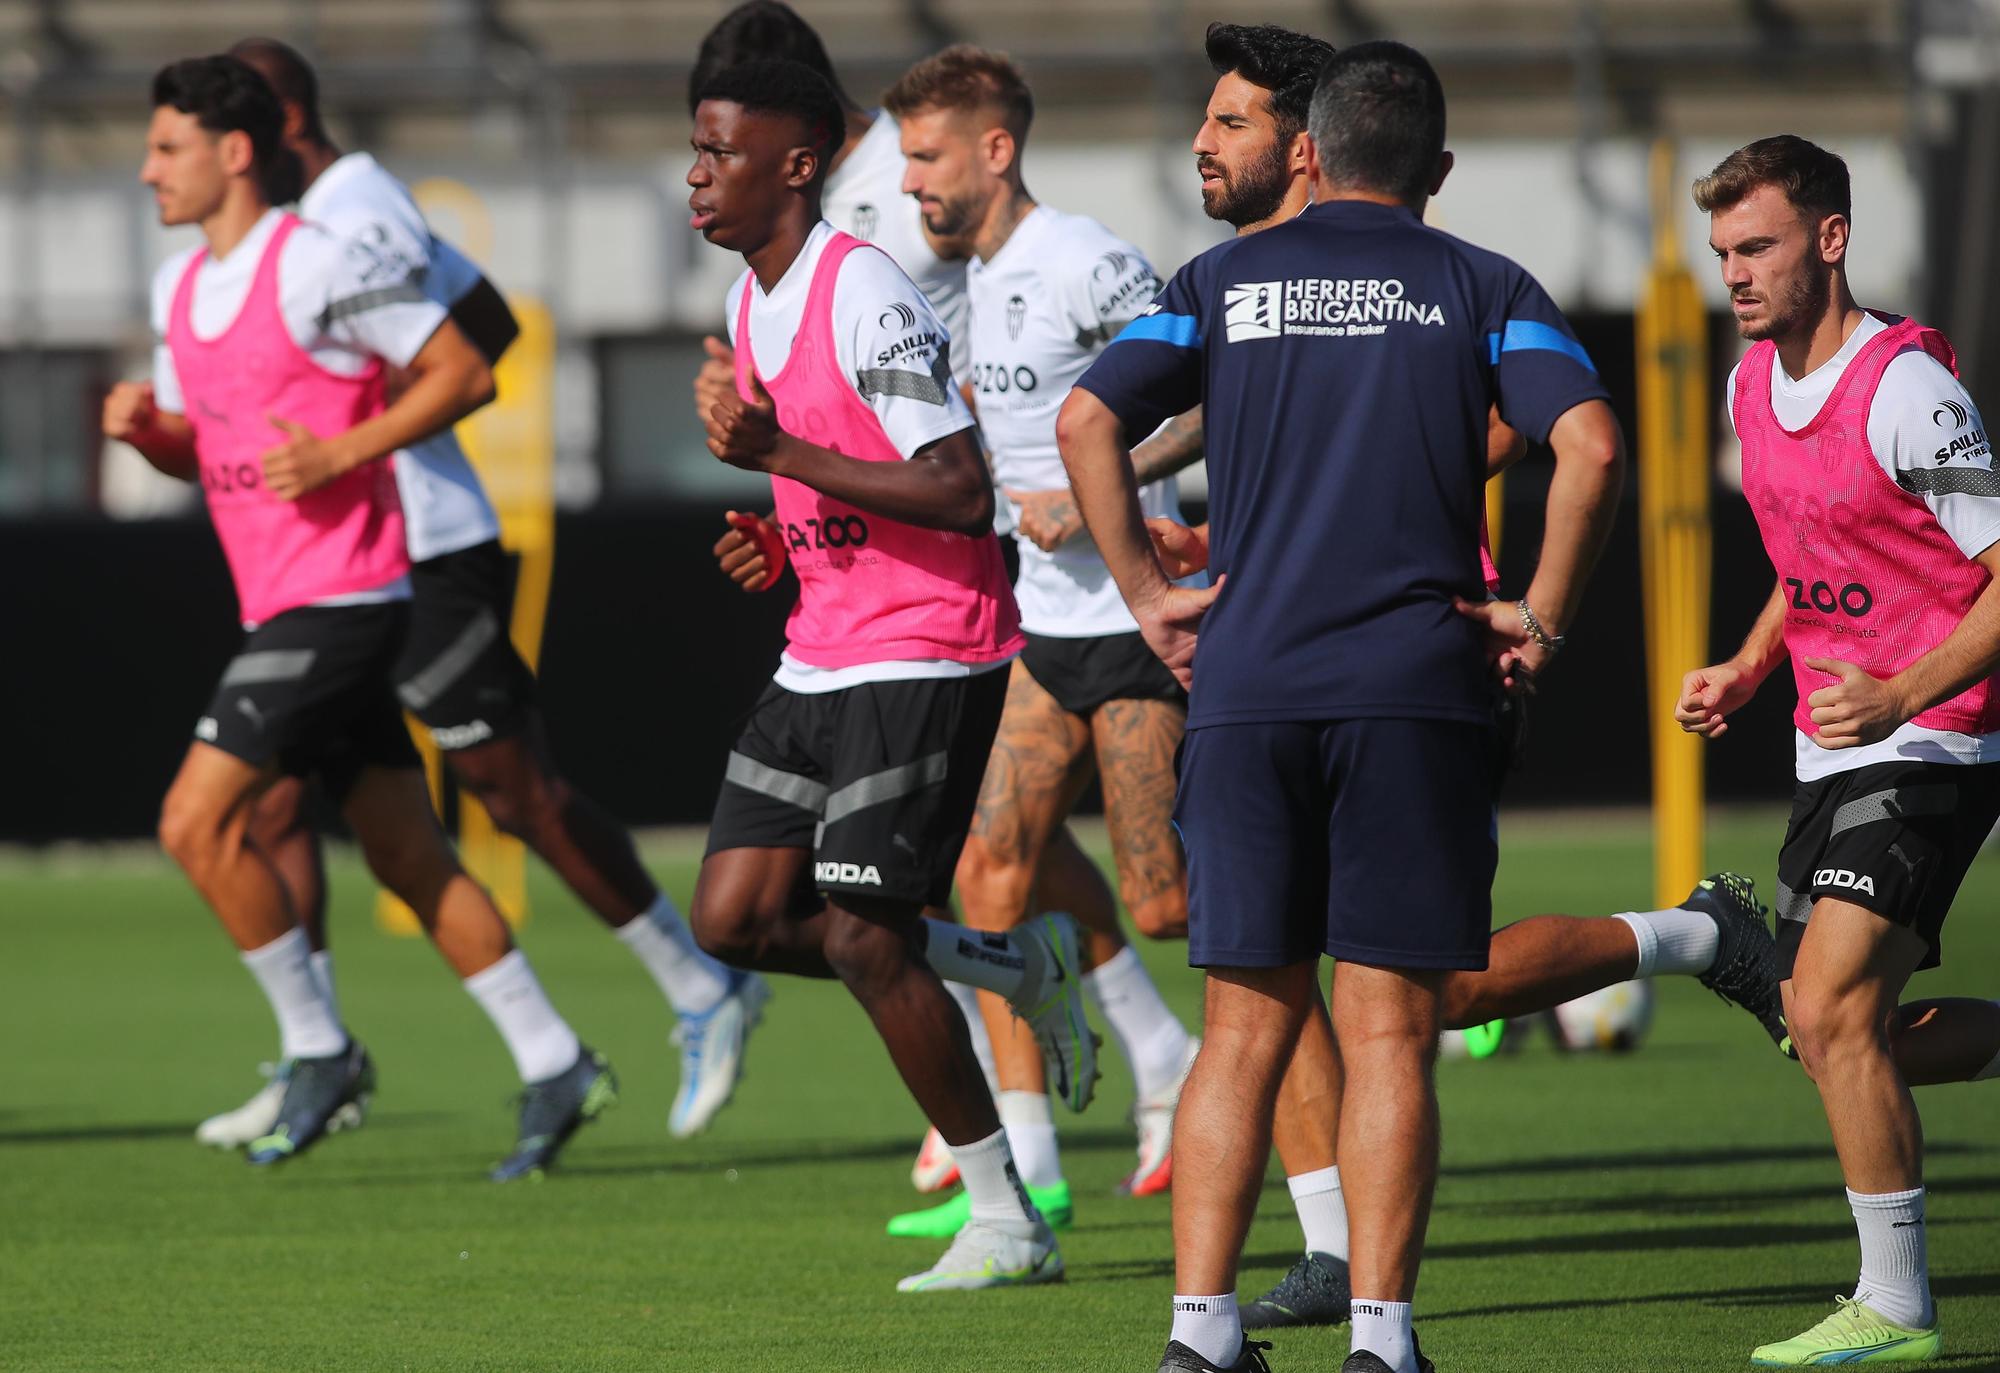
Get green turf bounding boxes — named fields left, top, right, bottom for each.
left=1, top=812, right=1996, bottom=1371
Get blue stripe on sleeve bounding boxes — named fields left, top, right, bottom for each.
left=1116, top=312, right=1203, bottom=348
left=1487, top=319, right=1596, bottom=373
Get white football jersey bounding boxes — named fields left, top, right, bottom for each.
left=300, top=152, right=502, bottom=563
left=966, top=205, right=1187, bottom=637
left=823, top=113, right=970, bottom=385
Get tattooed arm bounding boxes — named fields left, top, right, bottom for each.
left=1010, top=406, right=1204, bottom=554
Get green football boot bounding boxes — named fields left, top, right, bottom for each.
left=886, top=1178, right=1074, bottom=1237
left=1752, top=1296, right=1941, bottom=1365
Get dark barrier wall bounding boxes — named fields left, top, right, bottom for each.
left=3, top=487, right=1794, bottom=843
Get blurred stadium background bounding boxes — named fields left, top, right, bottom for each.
left=7, top=0, right=2000, bottom=842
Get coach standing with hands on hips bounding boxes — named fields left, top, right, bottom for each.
left=1056, top=43, right=1625, bottom=1373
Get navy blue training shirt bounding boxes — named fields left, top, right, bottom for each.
left=1076, top=199, right=1610, bottom=730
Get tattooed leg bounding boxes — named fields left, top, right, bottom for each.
left=956, top=658, right=1095, bottom=1096
left=1037, top=823, right=1128, bottom=972
left=1093, top=697, right=1189, bottom=940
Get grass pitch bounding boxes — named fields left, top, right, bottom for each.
left=1, top=811, right=1996, bottom=1372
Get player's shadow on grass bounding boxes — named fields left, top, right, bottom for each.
left=0, top=1109, right=455, bottom=1147
left=0, top=1121, right=194, bottom=1145
left=1439, top=1171, right=2000, bottom=1217
left=1434, top=1140, right=1986, bottom=1179
left=1422, top=1271, right=2000, bottom=1322
left=1084, top=1216, right=1983, bottom=1277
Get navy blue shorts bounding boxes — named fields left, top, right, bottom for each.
left=1175, top=718, right=1498, bottom=970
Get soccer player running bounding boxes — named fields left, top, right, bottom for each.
left=1059, top=43, right=1629, bottom=1373
left=688, top=2, right=1162, bottom=1197
left=866, top=44, right=1205, bottom=1240
left=104, top=55, right=610, bottom=1180
left=685, top=58, right=1061, bottom=1292
left=1678, top=135, right=2000, bottom=1366
left=1165, top=24, right=1789, bottom=1335
left=177, top=38, right=763, bottom=1154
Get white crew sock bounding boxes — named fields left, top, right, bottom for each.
left=241, top=928, right=346, bottom=1060
left=1350, top=1299, right=1416, bottom=1373
left=307, top=949, right=338, bottom=1016
left=1849, top=1186, right=1933, bottom=1328
left=1170, top=1293, right=1243, bottom=1368
left=616, top=893, right=730, bottom=1016
left=948, top=979, right=1001, bottom=1096
left=463, top=950, right=582, bottom=1084
left=948, top=1127, right=1037, bottom=1226
left=920, top=917, right=1027, bottom=998
left=999, top=1089, right=1062, bottom=1187
left=1615, top=907, right=1720, bottom=978
left=1288, top=1165, right=1350, bottom=1261
left=1086, top=945, right=1193, bottom=1101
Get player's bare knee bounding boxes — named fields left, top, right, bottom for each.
left=1786, top=984, right=1881, bottom=1075
left=954, top=843, right=1033, bottom=931
left=821, top=906, right=907, bottom=993
left=359, top=824, right=456, bottom=905
left=157, top=787, right=227, bottom=875
left=1437, top=974, right=1483, bottom=1031
left=688, top=883, right=783, bottom=966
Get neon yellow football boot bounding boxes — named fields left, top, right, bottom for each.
left=1752, top=1296, right=1941, bottom=1365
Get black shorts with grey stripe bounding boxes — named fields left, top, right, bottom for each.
left=1774, top=757, right=2000, bottom=976
left=705, top=669, right=1010, bottom=906
left=394, top=540, right=538, bottom=750
left=196, top=602, right=419, bottom=799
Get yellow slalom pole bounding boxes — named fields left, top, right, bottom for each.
left=1636, top=139, right=1712, bottom=907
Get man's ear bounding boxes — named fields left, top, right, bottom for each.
left=785, top=144, right=820, bottom=190
left=1429, top=148, right=1455, bottom=197
left=219, top=128, right=258, bottom=178
left=1288, top=129, right=1313, bottom=175
left=983, top=126, right=1018, bottom=178
left=1819, top=212, right=1850, bottom=267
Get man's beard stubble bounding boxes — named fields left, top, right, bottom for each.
left=1200, top=138, right=1290, bottom=229
left=1742, top=256, right=1832, bottom=343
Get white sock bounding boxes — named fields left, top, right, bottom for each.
left=307, top=949, right=338, bottom=1016
left=462, top=950, right=581, bottom=1084
left=240, top=928, right=346, bottom=1060
left=1288, top=1165, right=1350, bottom=1261
left=948, top=1127, right=1037, bottom=1226
left=1170, top=1293, right=1243, bottom=1367
left=1615, top=907, right=1719, bottom=978
left=948, top=979, right=1001, bottom=1096
left=1849, top=1186, right=1933, bottom=1328
left=1086, top=945, right=1192, bottom=1101
left=998, top=1089, right=1062, bottom=1187
left=1350, top=1299, right=1416, bottom=1373
left=616, top=893, right=730, bottom=1016
left=920, top=918, right=1026, bottom=998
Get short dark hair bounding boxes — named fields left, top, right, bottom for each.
left=1306, top=41, right=1446, bottom=203
left=883, top=45, right=1033, bottom=144
left=1693, top=134, right=1851, bottom=224
left=151, top=55, right=288, bottom=195
left=228, top=37, right=329, bottom=144
left=695, top=58, right=845, bottom=170
left=688, top=1, right=853, bottom=117
left=1204, top=23, right=1335, bottom=143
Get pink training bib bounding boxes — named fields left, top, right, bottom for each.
left=168, top=214, right=408, bottom=625
left=734, top=233, right=1022, bottom=668
left=1735, top=313, right=2000, bottom=736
